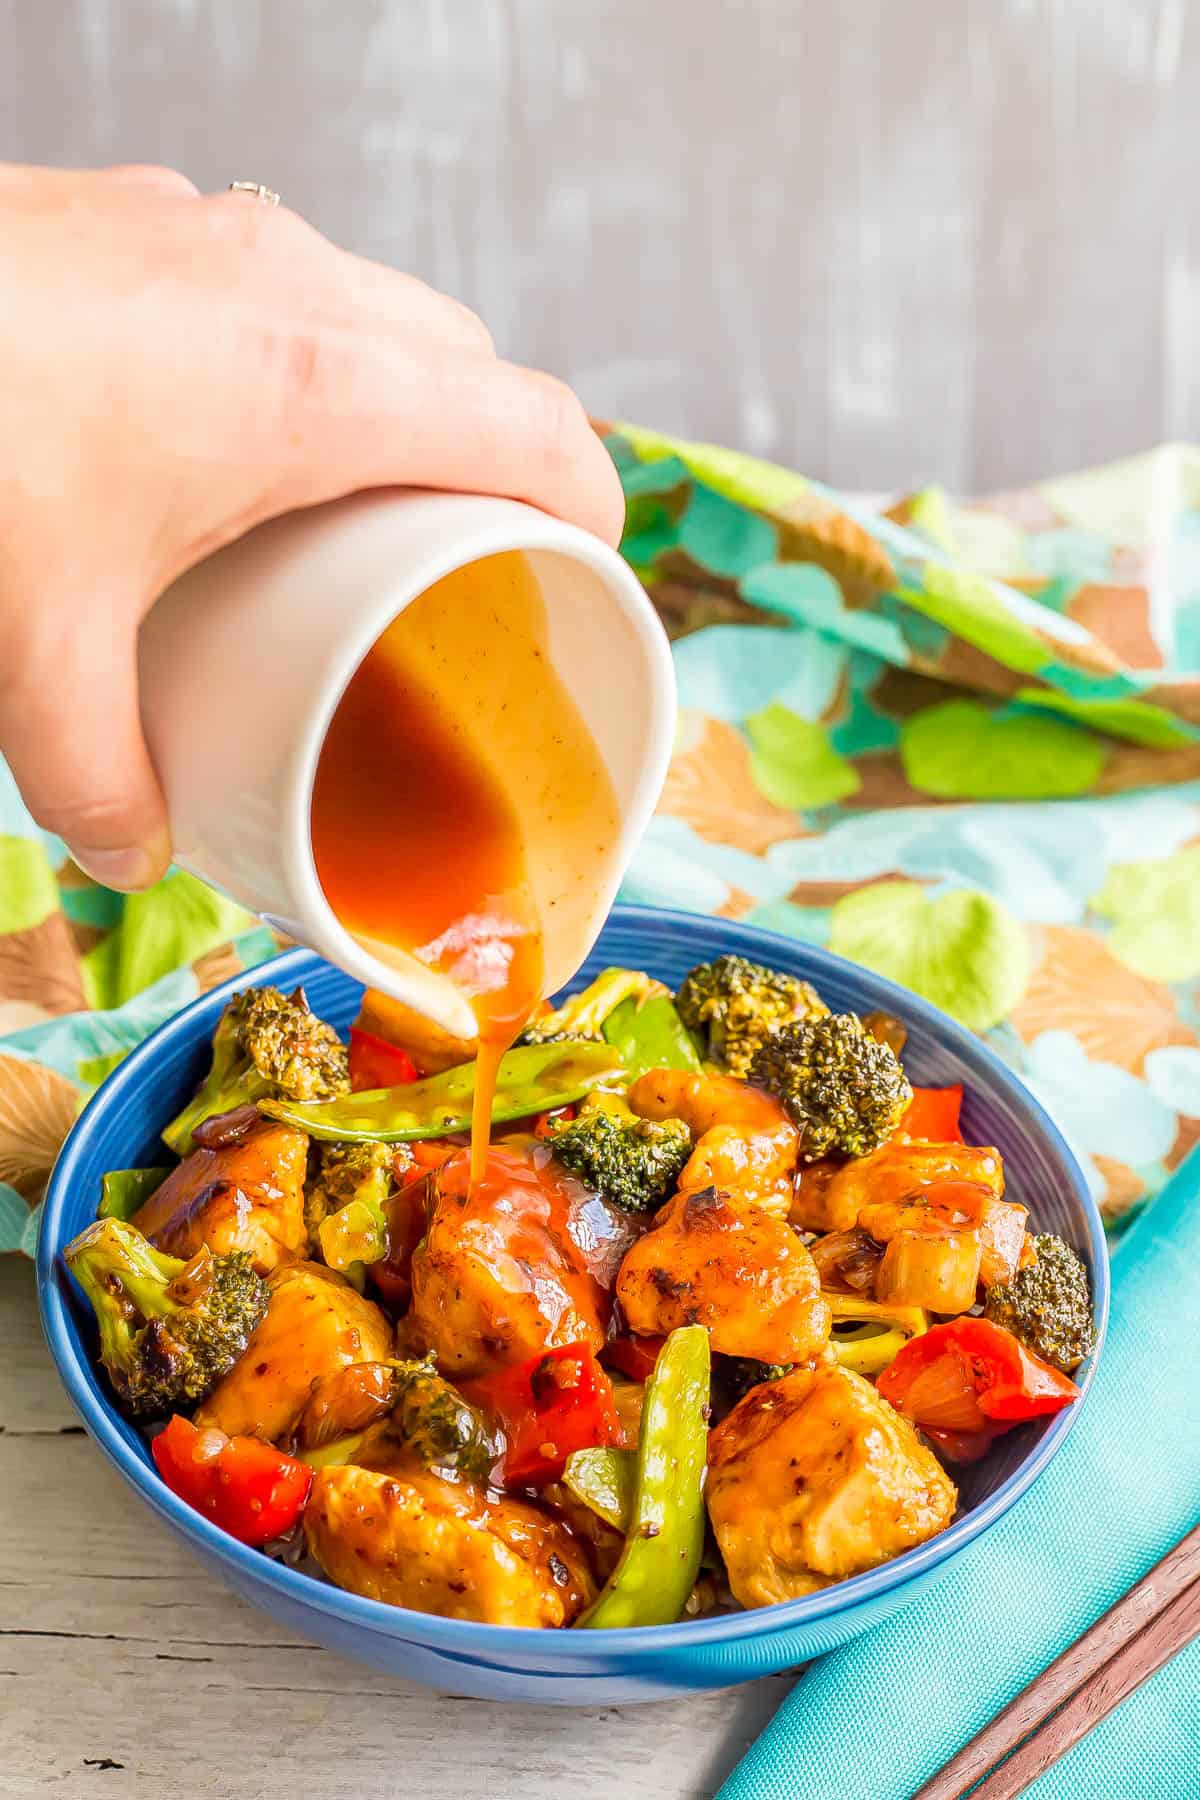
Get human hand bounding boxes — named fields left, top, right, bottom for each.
left=0, top=164, right=624, bottom=889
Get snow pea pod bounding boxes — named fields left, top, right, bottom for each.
left=602, top=994, right=701, bottom=1083
left=98, top=1167, right=172, bottom=1221
left=575, top=1324, right=710, bottom=1629
left=260, top=1041, right=625, bottom=1143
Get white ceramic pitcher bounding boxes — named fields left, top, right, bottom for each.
left=138, top=489, right=675, bottom=1041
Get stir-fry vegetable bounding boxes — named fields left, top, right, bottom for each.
left=262, top=1040, right=624, bottom=1142
left=576, top=1325, right=711, bottom=1630
left=563, top=1444, right=637, bottom=1532
left=877, top=1316, right=1080, bottom=1461
left=153, top=1414, right=313, bottom=1544
left=98, top=1166, right=172, bottom=1222
left=603, top=1333, right=667, bottom=1384
left=676, top=953, right=827, bottom=1077
left=984, top=1233, right=1096, bottom=1372
left=164, top=984, right=349, bottom=1153
left=65, top=1219, right=268, bottom=1416
left=347, top=1025, right=418, bottom=1092
left=521, top=968, right=667, bottom=1046
left=900, top=1085, right=963, bottom=1142
left=749, top=1012, right=912, bottom=1160
left=466, top=1342, right=624, bottom=1487
left=549, top=1108, right=692, bottom=1211
left=828, top=1293, right=929, bottom=1376
left=601, top=992, right=702, bottom=1081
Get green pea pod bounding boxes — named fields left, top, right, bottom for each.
left=563, top=1445, right=637, bottom=1532
left=602, top=995, right=702, bottom=1083
left=261, top=1041, right=625, bottom=1143
left=98, top=1167, right=171, bottom=1221
left=575, top=1325, right=710, bottom=1630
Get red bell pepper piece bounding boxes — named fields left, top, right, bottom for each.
left=603, top=1332, right=667, bottom=1384
left=152, top=1414, right=313, bottom=1545
left=464, top=1342, right=624, bottom=1486
left=533, top=1104, right=577, bottom=1140
left=878, top=1316, right=1079, bottom=1458
left=901, top=1085, right=964, bottom=1142
left=348, top=1026, right=419, bottom=1092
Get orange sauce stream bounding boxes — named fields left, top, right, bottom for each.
left=310, top=552, right=619, bottom=1182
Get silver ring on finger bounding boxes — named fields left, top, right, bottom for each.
left=228, top=181, right=281, bottom=206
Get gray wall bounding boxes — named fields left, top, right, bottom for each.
left=3, top=0, right=1196, bottom=493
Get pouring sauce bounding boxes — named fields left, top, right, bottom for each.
left=310, top=551, right=620, bottom=1181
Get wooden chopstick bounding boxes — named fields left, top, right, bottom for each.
left=912, top=1521, right=1200, bottom=1800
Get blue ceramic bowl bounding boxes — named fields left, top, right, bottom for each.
left=38, top=906, right=1107, bottom=1704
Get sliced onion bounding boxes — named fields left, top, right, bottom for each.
left=191, top=1104, right=261, bottom=1148
left=898, top=1354, right=989, bottom=1433
left=809, top=1228, right=883, bottom=1293
left=863, top=1011, right=907, bottom=1056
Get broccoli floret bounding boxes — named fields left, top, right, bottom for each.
left=676, top=953, right=828, bottom=1077
left=390, top=1356, right=498, bottom=1479
left=305, top=1139, right=397, bottom=1242
left=550, top=1109, right=692, bottom=1211
left=164, top=984, right=350, bottom=1154
left=984, top=1233, right=1095, bottom=1372
left=720, top=1357, right=793, bottom=1405
left=518, top=967, right=668, bottom=1046
left=749, top=1012, right=912, bottom=1161
left=306, top=1139, right=413, bottom=1279
left=64, top=1218, right=267, bottom=1417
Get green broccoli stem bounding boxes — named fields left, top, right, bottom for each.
left=66, top=1220, right=187, bottom=1360
left=161, top=1067, right=271, bottom=1156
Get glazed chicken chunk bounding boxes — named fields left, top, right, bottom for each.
left=131, top=1116, right=309, bottom=1275
left=407, top=1146, right=608, bottom=1377
left=616, top=1186, right=832, bottom=1364
left=790, top=1139, right=1004, bottom=1236
left=304, top=1461, right=596, bottom=1626
left=628, top=1068, right=799, bottom=1215
left=706, top=1363, right=957, bottom=1608
left=195, top=1261, right=392, bottom=1442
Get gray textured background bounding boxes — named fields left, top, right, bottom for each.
left=2, top=0, right=1196, bottom=492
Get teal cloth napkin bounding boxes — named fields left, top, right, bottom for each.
left=719, top=1149, right=1200, bottom=1800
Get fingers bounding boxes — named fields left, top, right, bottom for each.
left=326, top=249, right=496, bottom=358
left=202, top=193, right=496, bottom=358
left=193, top=194, right=619, bottom=536
left=0, top=609, right=171, bottom=890
left=101, top=163, right=200, bottom=197
left=265, top=328, right=626, bottom=546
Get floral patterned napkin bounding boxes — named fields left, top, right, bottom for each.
left=3, top=438, right=1199, bottom=1254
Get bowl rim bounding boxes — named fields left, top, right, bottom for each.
left=37, top=902, right=1109, bottom=1655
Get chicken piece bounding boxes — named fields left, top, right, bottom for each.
left=303, top=1460, right=595, bottom=1626
left=407, top=1146, right=609, bottom=1377
left=706, top=1363, right=956, bottom=1608
left=789, top=1139, right=1004, bottom=1235
left=857, top=1184, right=1027, bottom=1291
left=628, top=1068, right=798, bottom=1214
left=616, top=1187, right=832, bottom=1364
left=194, top=1261, right=392, bottom=1442
left=132, top=1116, right=308, bottom=1275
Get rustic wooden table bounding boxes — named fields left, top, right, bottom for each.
left=0, top=1257, right=792, bottom=1799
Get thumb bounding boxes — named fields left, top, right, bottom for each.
left=0, top=608, right=171, bottom=891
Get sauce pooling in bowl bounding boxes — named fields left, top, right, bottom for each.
left=310, top=551, right=621, bottom=1180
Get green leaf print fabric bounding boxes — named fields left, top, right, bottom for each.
left=611, top=433, right=1200, bottom=1232
left=3, top=438, right=1200, bottom=1250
